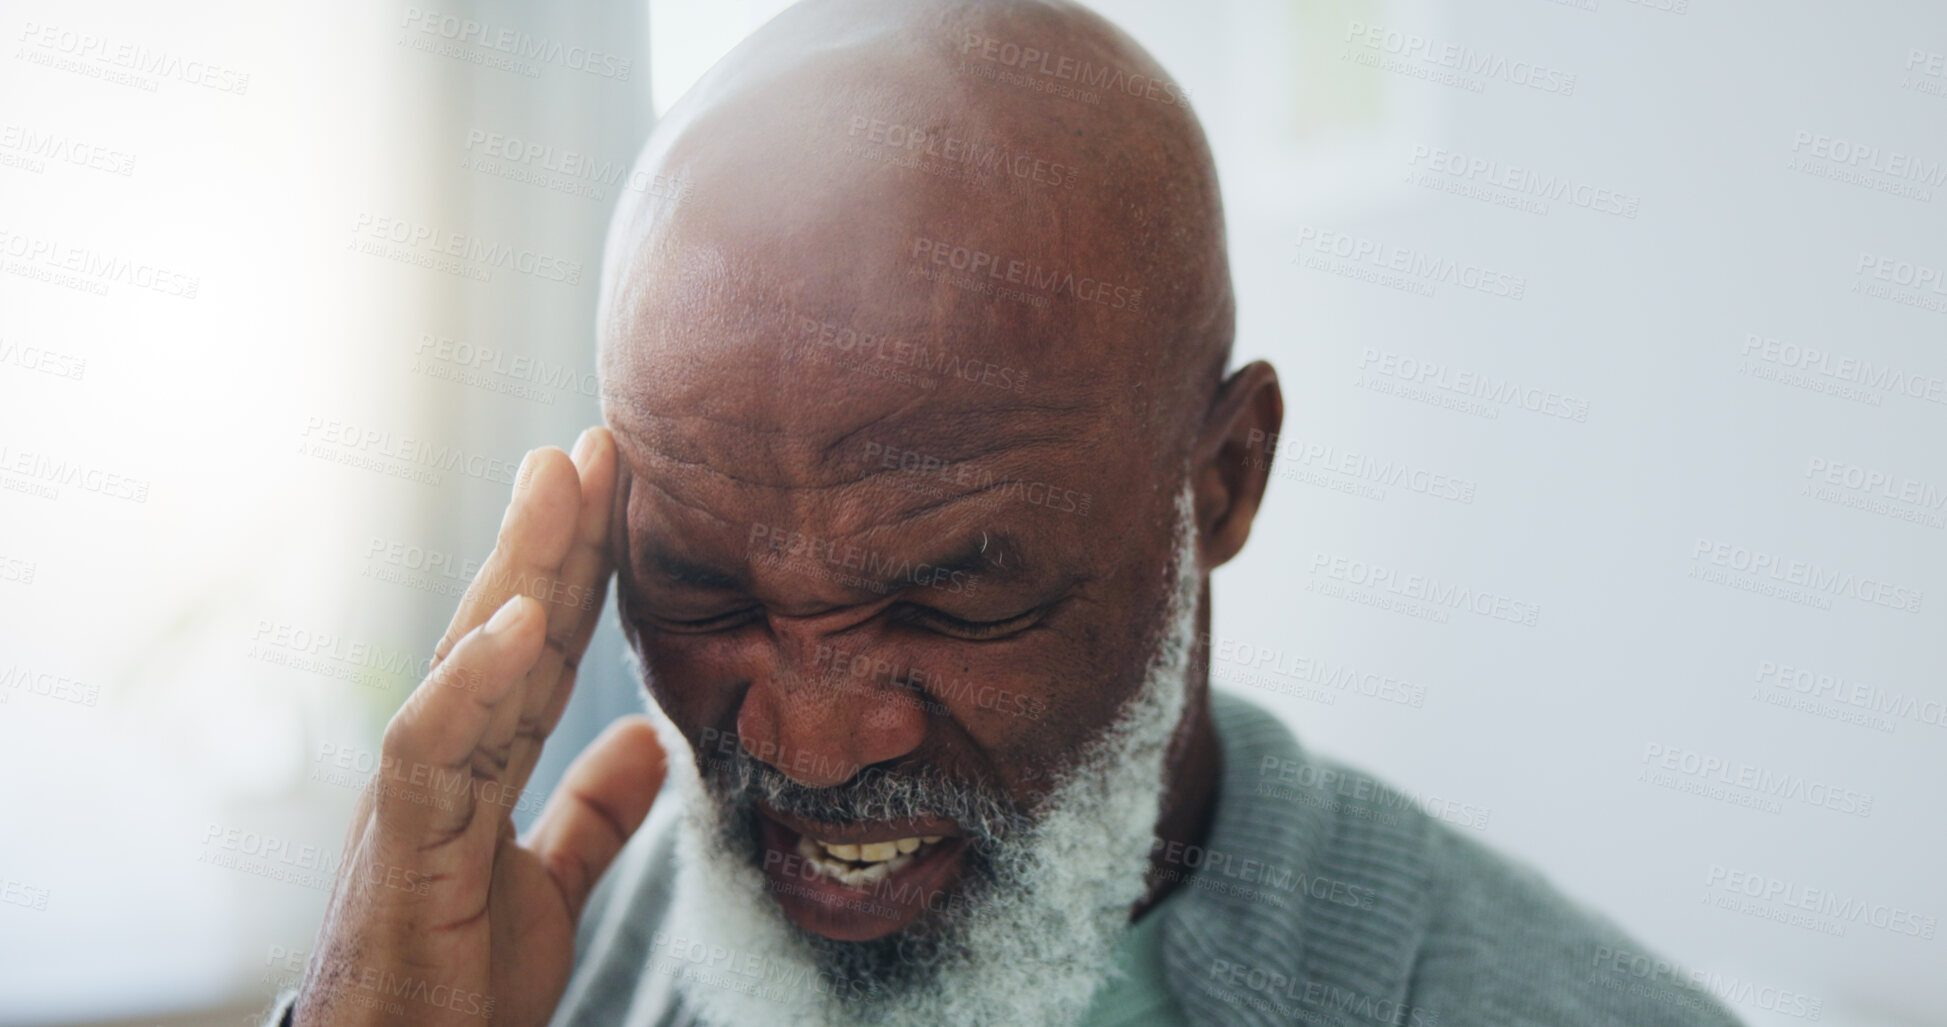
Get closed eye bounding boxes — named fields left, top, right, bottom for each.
left=895, top=603, right=1042, bottom=641
left=644, top=607, right=763, bottom=634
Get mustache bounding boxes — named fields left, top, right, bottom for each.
left=698, top=745, right=1027, bottom=844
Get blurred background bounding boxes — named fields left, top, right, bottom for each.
left=1, top=0, right=1941, bottom=1024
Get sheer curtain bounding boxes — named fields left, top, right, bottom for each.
left=0, top=1, right=649, bottom=1022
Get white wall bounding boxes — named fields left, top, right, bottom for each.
left=1109, top=2, right=1946, bottom=1024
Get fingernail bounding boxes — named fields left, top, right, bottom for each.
left=513, top=449, right=538, bottom=493
left=485, top=595, right=527, bottom=636
left=571, top=428, right=596, bottom=465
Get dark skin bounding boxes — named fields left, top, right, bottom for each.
left=606, top=352, right=1280, bottom=940
left=598, top=0, right=1283, bottom=941
left=291, top=1, right=1279, bottom=1023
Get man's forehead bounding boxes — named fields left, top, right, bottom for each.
left=608, top=374, right=1102, bottom=525
left=602, top=235, right=1123, bottom=406
left=601, top=325, right=1110, bottom=608
left=603, top=264, right=1112, bottom=476
left=610, top=403, right=1062, bottom=605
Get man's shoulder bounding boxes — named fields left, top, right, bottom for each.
left=1402, top=819, right=1744, bottom=1027
left=1203, top=691, right=1744, bottom=1027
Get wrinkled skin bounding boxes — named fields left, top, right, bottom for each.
left=599, top=0, right=1280, bottom=942
left=289, top=0, right=1280, bottom=1022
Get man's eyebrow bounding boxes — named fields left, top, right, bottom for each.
left=627, top=523, right=1030, bottom=599
left=900, top=529, right=1025, bottom=586
left=644, top=548, right=744, bottom=591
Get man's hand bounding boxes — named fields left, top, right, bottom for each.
left=293, top=427, right=666, bottom=1027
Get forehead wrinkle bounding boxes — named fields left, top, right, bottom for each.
left=863, top=474, right=1054, bottom=529
left=814, top=393, right=1112, bottom=467
left=628, top=469, right=748, bottom=534
left=808, top=388, right=937, bottom=465
left=614, top=405, right=880, bottom=498
left=620, top=442, right=929, bottom=554
left=623, top=423, right=839, bottom=492
left=621, top=419, right=1112, bottom=585
left=625, top=439, right=1063, bottom=583
left=618, top=380, right=1112, bottom=480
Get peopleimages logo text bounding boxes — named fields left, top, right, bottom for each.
left=959, top=31, right=1191, bottom=107
left=1343, top=21, right=1576, bottom=95
left=400, top=6, right=631, bottom=80
left=911, top=236, right=1142, bottom=312
left=1690, top=538, right=1924, bottom=613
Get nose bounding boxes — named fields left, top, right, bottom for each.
left=733, top=613, right=929, bottom=787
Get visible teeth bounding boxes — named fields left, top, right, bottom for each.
left=795, top=834, right=948, bottom=886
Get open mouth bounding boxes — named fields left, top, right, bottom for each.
left=792, top=832, right=950, bottom=887
left=755, top=807, right=973, bottom=941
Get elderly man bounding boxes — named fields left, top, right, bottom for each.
left=275, top=1, right=1741, bottom=1025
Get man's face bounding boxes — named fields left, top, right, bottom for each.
left=605, top=284, right=1193, bottom=944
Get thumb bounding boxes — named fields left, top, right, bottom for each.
left=526, top=715, right=668, bottom=920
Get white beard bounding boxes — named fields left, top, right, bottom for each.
left=646, top=485, right=1203, bottom=1027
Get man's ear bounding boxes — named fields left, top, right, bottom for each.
left=1192, top=360, right=1283, bottom=568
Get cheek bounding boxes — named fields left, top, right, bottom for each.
left=914, top=631, right=1121, bottom=793
left=1005, top=603, right=1171, bottom=786
left=636, top=633, right=747, bottom=736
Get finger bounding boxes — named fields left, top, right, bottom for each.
left=505, top=428, right=618, bottom=786
left=501, top=628, right=598, bottom=803
left=553, top=427, right=618, bottom=694
left=431, top=447, right=585, bottom=669
left=607, top=451, right=635, bottom=584
left=376, top=594, right=546, bottom=842
left=525, top=715, right=667, bottom=920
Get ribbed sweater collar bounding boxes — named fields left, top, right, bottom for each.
left=1159, top=691, right=1438, bottom=1026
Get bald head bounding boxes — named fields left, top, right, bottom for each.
left=595, top=0, right=1280, bottom=989
left=598, top=0, right=1234, bottom=480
